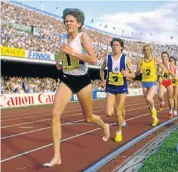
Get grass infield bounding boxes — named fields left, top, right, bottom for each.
left=140, top=130, right=178, bottom=172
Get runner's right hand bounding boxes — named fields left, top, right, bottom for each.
left=56, top=61, right=63, bottom=71
left=100, top=80, right=106, bottom=89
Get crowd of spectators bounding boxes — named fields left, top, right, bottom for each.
left=1, top=1, right=178, bottom=62
left=1, top=76, right=60, bottom=94
left=0, top=1, right=176, bottom=93
left=1, top=76, right=141, bottom=94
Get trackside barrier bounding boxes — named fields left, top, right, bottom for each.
left=84, top=116, right=178, bottom=172
left=0, top=88, right=143, bottom=109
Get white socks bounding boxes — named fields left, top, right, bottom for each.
left=116, top=130, right=121, bottom=134
left=122, top=120, right=126, bottom=127
left=152, top=106, right=155, bottom=111
left=174, top=110, right=177, bottom=116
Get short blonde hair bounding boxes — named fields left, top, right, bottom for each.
left=142, top=44, right=153, bottom=54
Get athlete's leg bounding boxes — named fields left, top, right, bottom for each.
left=115, top=93, right=127, bottom=142
left=77, top=84, right=110, bottom=141
left=106, top=93, right=116, bottom=117
left=43, top=83, right=73, bottom=167
left=173, top=86, right=178, bottom=116
left=159, top=84, right=166, bottom=110
left=145, top=85, right=157, bottom=110
left=167, top=85, right=174, bottom=118
left=147, top=85, right=159, bottom=126
left=142, top=87, right=150, bottom=110
left=122, top=108, right=126, bottom=127
left=142, top=86, right=158, bottom=126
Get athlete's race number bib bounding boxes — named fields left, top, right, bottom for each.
left=162, top=72, right=172, bottom=80
left=143, top=68, right=151, bottom=79
left=172, top=78, right=178, bottom=85
left=173, top=79, right=176, bottom=84
left=108, top=72, right=124, bottom=86
left=60, top=51, right=79, bottom=70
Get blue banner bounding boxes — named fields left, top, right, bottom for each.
left=95, top=90, right=107, bottom=99
left=28, top=50, right=52, bottom=61
left=70, top=90, right=106, bottom=102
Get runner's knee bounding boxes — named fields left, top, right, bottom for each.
left=52, top=109, right=61, bottom=121
left=85, top=116, right=93, bottom=123
left=115, top=106, right=123, bottom=115
left=106, top=109, right=114, bottom=117
left=146, top=95, right=152, bottom=103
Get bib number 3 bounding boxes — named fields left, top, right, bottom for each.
left=108, top=72, right=124, bottom=86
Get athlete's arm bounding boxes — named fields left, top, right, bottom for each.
left=136, top=58, right=142, bottom=75
left=155, top=58, right=167, bottom=73
left=100, top=57, right=106, bottom=82
left=56, top=53, right=63, bottom=70
left=169, top=63, right=177, bottom=78
left=60, top=32, right=96, bottom=65
left=121, top=57, right=136, bottom=79
left=156, top=59, right=176, bottom=78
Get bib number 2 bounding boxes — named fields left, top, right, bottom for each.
left=146, top=69, right=151, bottom=76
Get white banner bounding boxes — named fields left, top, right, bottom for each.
left=128, top=88, right=143, bottom=96
left=0, top=89, right=143, bottom=109
left=0, top=93, right=55, bottom=108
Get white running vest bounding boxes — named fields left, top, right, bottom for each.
left=61, top=32, right=88, bottom=75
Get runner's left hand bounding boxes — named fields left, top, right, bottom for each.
left=121, top=69, right=129, bottom=77
left=60, top=44, right=74, bottom=56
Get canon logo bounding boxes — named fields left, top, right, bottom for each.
left=0, top=95, right=34, bottom=107
left=38, top=93, right=55, bottom=103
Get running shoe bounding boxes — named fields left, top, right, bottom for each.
left=152, top=118, right=159, bottom=127
left=168, top=113, right=173, bottom=119
left=160, top=102, right=165, bottom=110
left=115, top=133, right=122, bottom=142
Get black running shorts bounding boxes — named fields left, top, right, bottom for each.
left=60, top=72, right=91, bottom=94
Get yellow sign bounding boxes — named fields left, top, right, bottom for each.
left=60, top=51, right=79, bottom=70
left=108, top=72, right=124, bottom=86
left=0, top=46, right=25, bottom=58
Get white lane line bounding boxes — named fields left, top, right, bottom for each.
left=19, top=127, right=34, bottom=129
left=1, top=104, right=103, bottom=122
left=1, top=114, right=49, bottom=123
left=2, top=110, right=83, bottom=123
left=1, top=104, right=105, bottom=119
left=1, top=101, right=156, bottom=129
left=1, top=101, right=161, bottom=134
left=1, top=118, right=50, bottom=129
left=1, top=101, right=149, bottom=121
left=1, top=108, right=81, bottom=119
left=1, top=118, right=94, bottom=140
left=1, top=111, right=156, bottom=163
left=1, top=109, right=104, bottom=129
left=2, top=114, right=49, bottom=122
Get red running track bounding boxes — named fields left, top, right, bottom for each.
left=1, top=96, right=173, bottom=172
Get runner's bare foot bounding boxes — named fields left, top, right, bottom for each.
left=43, top=157, right=61, bottom=167
left=103, top=123, right=110, bottom=141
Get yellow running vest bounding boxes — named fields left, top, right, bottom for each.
left=141, top=57, right=157, bottom=82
